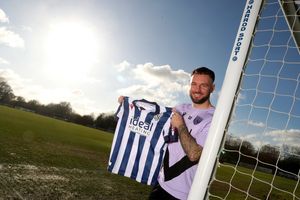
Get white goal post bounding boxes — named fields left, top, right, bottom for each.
left=188, top=0, right=264, bottom=199
left=188, top=0, right=300, bottom=199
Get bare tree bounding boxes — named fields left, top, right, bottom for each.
left=0, top=79, right=15, bottom=104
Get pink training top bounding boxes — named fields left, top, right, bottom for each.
left=158, top=103, right=215, bottom=200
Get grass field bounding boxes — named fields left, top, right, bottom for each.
left=0, top=105, right=151, bottom=199
left=208, top=162, right=300, bottom=199
left=1, top=105, right=299, bottom=200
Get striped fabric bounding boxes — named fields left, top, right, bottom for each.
left=108, top=97, right=172, bottom=185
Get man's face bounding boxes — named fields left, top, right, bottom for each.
left=189, top=74, right=215, bottom=105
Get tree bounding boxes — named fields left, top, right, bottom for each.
left=278, top=144, right=300, bottom=175
left=10, top=96, right=26, bottom=107
left=26, top=99, right=41, bottom=112
left=240, top=140, right=257, bottom=165
left=258, top=145, right=280, bottom=165
left=241, top=140, right=256, bottom=156
left=258, top=145, right=280, bottom=174
left=0, top=79, right=15, bottom=104
left=95, top=113, right=117, bottom=132
left=16, top=96, right=26, bottom=104
left=278, top=155, right=300, bottom=175
left=56, top=102, right=73, bottom=120
left=95, top=113, right=105, bottom=128
left=80, top=115, right=94, bottom=126
left=45, top=102, right=73, bottom=120
left=71, top=114, right=94, bottom=126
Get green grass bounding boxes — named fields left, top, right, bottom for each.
left=2, top=105, right=299, bottom=199
left=0, top=105, right=151, bottom=199
left=209, top=163, right=300, bottom=199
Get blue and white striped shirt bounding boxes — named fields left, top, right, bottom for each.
left=108, top=97, right=173, bottom=185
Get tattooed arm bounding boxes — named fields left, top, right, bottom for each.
left=171, top=110, right=202, bottom=162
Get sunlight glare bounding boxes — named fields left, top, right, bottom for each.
left=44, top=21, right=99, bottom=80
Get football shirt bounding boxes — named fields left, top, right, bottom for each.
left=108, top=97, right=173, bottom=185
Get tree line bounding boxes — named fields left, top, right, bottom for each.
left=219, top=135, right=300, bottom=180
left=0, top=77, right=117, bottom=132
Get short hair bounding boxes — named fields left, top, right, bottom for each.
left=191, top=67, right=215, bottom=82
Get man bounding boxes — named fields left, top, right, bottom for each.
left=149, top=67, right=215, bottom=200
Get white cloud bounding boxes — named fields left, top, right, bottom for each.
left=21, top=25, right=33, bottom=32
left=115, top=60, right=130, bottom=72
left=27, top=87, right=97, bottom=115
left=240, top=134, right=257, bottom=140
left=117, top=84, right=179, bottom=107
left=133, top=63, right=189, bottom=85
left=264, top=129, right=300, bottom=138
left=0, top=57, right=9, bottom=65
left=0, top=68, right=98, bottom=115
left=116, top=62, right=190, bottom=107
left=236, top=92, right=246, bottom=104
left=0, top=9, right=9, bottom=23
left=0, top=27, right=24, bottom=48
left=0, top=68, right=27, bottom=87
left=248, top=120, right=265, bottom=128
left=264, top=129, right=300, bottom=147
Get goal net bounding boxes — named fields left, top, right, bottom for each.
left=188, top=0, right=300, bottom=199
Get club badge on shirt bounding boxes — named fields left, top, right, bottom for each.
left=193, top=116, right=203, bottom=125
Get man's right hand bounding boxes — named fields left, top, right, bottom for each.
left=171, top=109, right=184, bottom=130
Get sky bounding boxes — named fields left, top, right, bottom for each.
left=228, top=0, right=300, bottom=150
left=1, top=0, right=300, bottom=152
left=0, top=0, right=246, bottom=116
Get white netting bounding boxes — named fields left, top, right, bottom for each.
left=208, top=0, right=300, bottom=199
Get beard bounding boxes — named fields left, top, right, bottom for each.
left=190, top=93, right=210, bottom=104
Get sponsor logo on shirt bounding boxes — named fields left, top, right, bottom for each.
left=128, top=117, right=154, bottom=136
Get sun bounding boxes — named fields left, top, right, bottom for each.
left=44, top=21, right=99, bottom=80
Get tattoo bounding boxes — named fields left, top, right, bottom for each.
left=178, top=124, right=202, bottom=161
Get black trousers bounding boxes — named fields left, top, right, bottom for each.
left=148, top=184, right=179, bottom=200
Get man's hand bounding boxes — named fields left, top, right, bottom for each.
left=171, top=109, right=185, bottom=129
left=118, top=96, right=125, bottom=104
left=172, top=108, right=202, bottom=162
